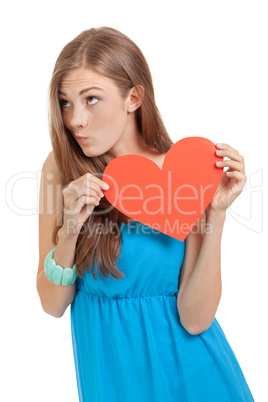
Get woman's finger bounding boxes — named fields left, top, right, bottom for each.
left=226, top=170, right=247, bottom=180
left=216, top=147, right=244, bottom=164
left=216, top=160, right=244, bottom=172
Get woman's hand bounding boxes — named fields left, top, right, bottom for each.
left=206, top=143, right=247, bottom=215
left=62, top=173, right=109, bottom=236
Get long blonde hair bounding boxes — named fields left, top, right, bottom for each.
left=48, top=26, right=174, bottom=280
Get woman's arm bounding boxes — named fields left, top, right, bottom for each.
left=36, top=151, right=78, bottom=318
left=177, top=142, right=247, bottom=335
left=37, top=226, right=79, bottom=318
left=177, top=209, right=226, bottom=335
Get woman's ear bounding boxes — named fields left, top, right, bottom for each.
left=126, top=84, right=145, bottom=113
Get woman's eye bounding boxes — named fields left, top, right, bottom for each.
left=87, top=96, right=99, bottom=105
left=59, top=99, right=71, bottom=108
left=59, top=96, right=99, bottom=109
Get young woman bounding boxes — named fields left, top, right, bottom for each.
left=37, top=27, right=254, bottom=401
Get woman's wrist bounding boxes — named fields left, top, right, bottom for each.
left=59, top=223, right=80, bottom=241
left=44, top=246, right=78, bottom=286
left=205, top=207, right=227, bottom=221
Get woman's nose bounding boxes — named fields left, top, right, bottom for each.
left=69, top=106, right=88, bottom=129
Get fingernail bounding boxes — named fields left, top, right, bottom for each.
left=103, top=183, right=109, bottom=189
left=216, top=143, right=223, bottom=148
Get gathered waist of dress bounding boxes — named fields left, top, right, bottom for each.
left=75, top=288, right=178, bottom=300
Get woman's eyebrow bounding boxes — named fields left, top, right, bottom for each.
left=58, top=86, right=105, bottom=96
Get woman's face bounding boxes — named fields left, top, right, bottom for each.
left=58, top=67, right=136, bottom=159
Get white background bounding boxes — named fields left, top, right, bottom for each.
left=1, top=0, right=267, bottom=401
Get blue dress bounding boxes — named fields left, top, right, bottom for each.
left=70, top=221, right=254, bottom=401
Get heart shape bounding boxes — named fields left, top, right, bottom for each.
left=103, top=137, right=223, bottom=241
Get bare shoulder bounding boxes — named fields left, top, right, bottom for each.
left=42, top=150, right=62, bottom=180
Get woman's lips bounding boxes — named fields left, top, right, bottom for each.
left=76, top=136, right=88, bottom=143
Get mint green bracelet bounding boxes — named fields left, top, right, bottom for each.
left=44, top=247, right=78, bottom=286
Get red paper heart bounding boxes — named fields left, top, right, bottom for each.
left=103, top=137, right=223, bottom=240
